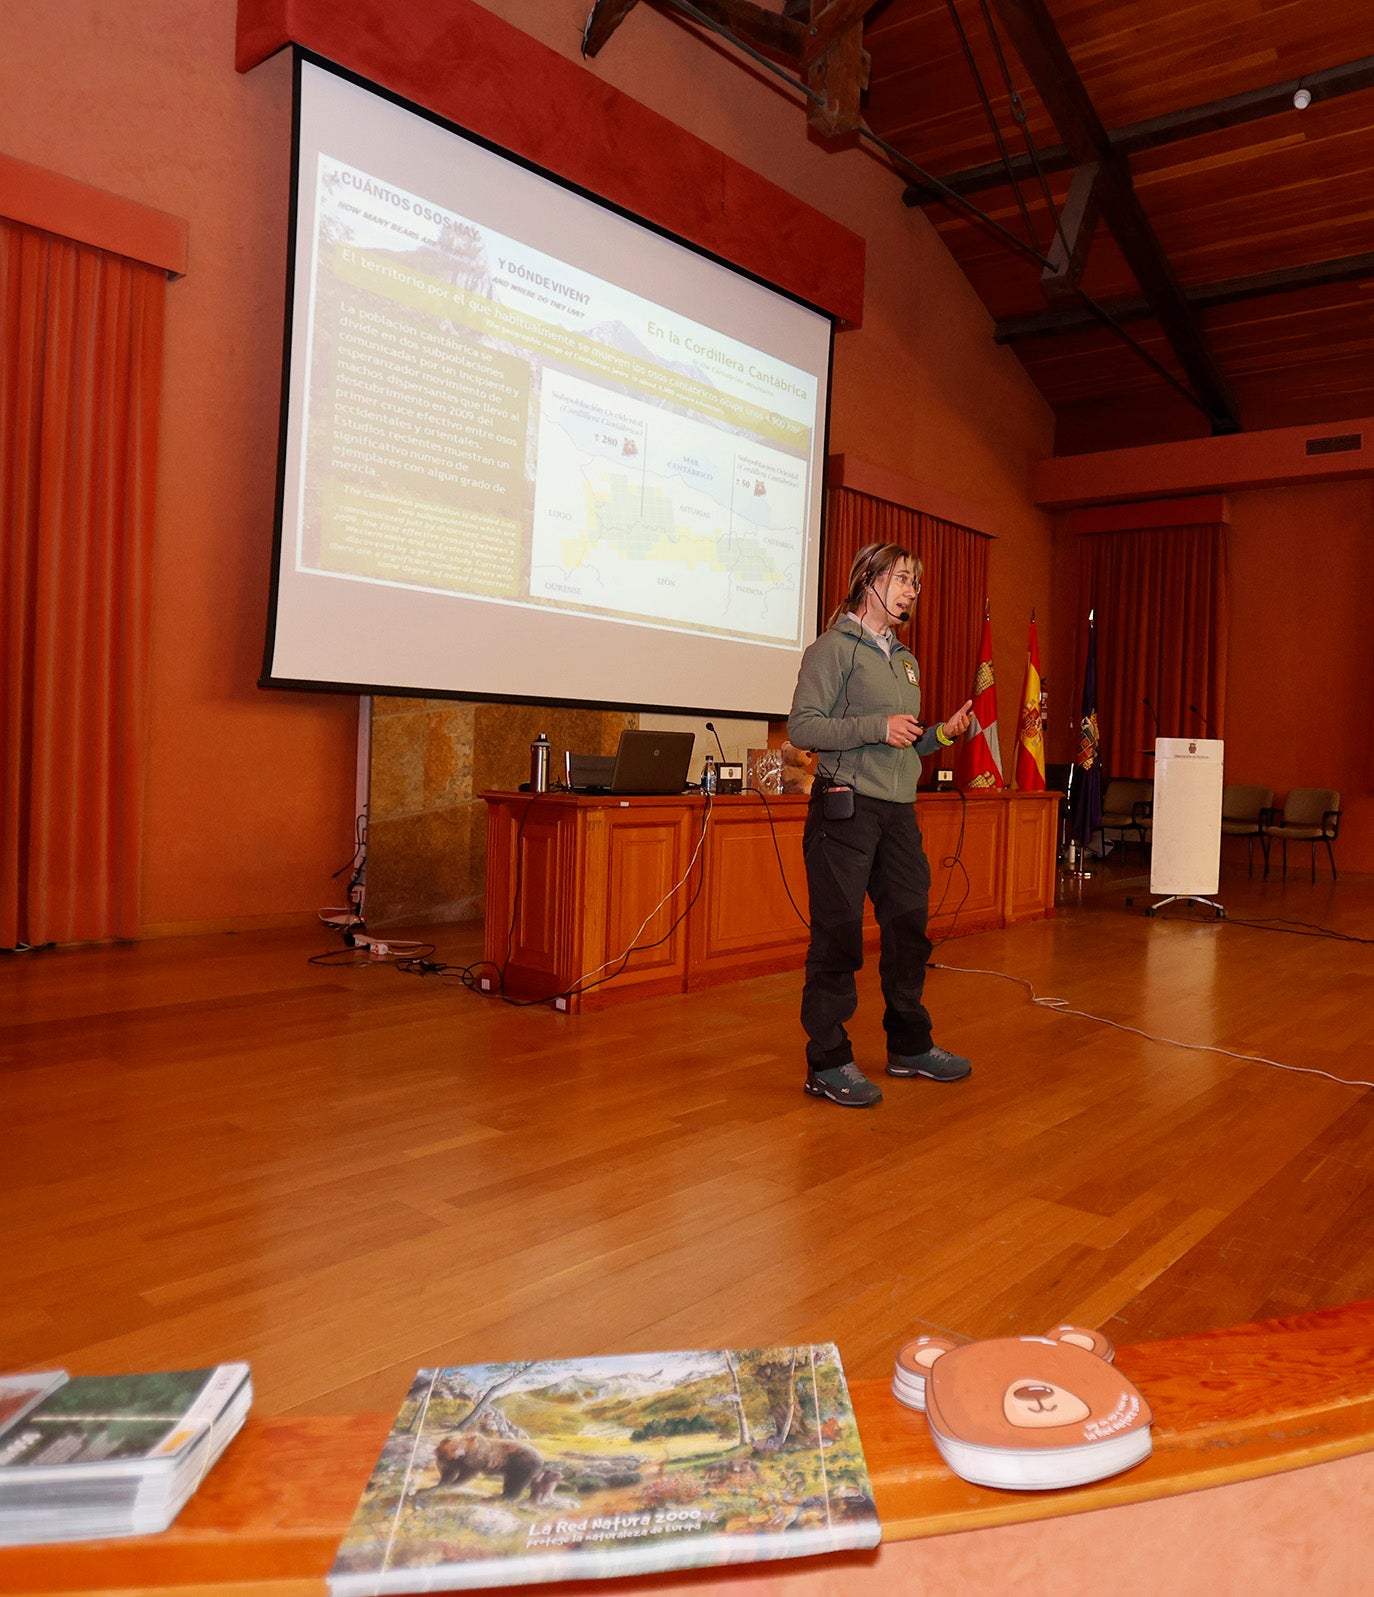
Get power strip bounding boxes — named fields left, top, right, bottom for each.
left=317, top=910, right=386, bottom=954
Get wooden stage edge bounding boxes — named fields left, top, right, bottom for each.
left=7, top=1299, right=1374, bottom=1595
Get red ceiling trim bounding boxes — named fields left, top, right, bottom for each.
left=0, top=153, right=188, bottom=276
left=826, top=453, right=999, bottom=537
left=1067, top=495, right=1230, bottom=535
left=234, top=0, right=866, bottom=328
left=1034, top=418, right=1374, bottom=509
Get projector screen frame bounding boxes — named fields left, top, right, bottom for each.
left=259, top=48, right=837, bottom=720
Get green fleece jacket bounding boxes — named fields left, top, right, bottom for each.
left=787, top=618, right=943, bottom=804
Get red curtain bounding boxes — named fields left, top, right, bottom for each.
left=0, top=218, right=166, bottom=946
left=1071, top=522, right=1228, bottom=780
left=822, top=487, right=990, bottom=772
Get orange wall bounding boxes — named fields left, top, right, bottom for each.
left=1226, top=481, right=1374, bottom=873
left=5, top=0, right=1053, bottom=930
left=1051, top=477, right=1374, bottom=873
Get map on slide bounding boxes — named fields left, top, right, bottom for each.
left=529, top=369, right=807, bottom=645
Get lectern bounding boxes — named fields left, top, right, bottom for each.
left=1146, top=737, right=1225, bottom=917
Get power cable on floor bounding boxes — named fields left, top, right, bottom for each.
left=930, top=959, right=1374, bottom=1091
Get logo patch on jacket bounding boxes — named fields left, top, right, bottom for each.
left=903, top=660, right=918, bottom=685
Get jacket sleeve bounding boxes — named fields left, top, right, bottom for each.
left=787, top=633, right=890, bottom=752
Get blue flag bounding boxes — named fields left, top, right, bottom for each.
left=1071, top=615, right=1102, bottom=846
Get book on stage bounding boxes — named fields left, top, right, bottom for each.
left=329, top=1344, right=879, bottom=1593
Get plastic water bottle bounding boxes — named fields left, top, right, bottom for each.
left=702, top=755, right=717, bottom=795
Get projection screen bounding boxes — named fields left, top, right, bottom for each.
left=261, top=55, right=835, bottom=717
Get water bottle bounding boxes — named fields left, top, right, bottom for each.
left=530, top=733, right=551, bottom=793
left=702, top=755, right=717, bottom=795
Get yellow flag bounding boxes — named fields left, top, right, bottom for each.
left=1014, top=618, right=1046, bottom=791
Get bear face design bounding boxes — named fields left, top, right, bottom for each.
left=1003, top=1377, right=1090, bottom=1428
left=892, top=1324, right=1151, bottom=1491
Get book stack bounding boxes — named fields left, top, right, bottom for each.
left=892, top=1325, right=1151, bottom=1491
left=329, top=1344, right=879, bottom=1593
left=0, top=1363, right=252, bottom=1544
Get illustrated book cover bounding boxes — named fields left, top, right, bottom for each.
left=329, top=1345, right=880, bottom=1594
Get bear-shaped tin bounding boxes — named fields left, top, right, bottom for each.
left=893, top=1324, right=1152, bottom=1490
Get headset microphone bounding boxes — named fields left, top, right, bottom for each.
left=868, top=580, right=908, bottom=625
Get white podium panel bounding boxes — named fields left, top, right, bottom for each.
left=1150, top=738, right=1224, bottom=896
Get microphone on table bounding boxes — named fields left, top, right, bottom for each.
left=1189, top=703, right=1210, bottom=731
left=704, top=721, right=742, bottom=794
left=1143, top=696, right=1161, bottom=733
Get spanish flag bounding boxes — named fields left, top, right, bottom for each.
left=1014, top=616, right=1047, bottom=791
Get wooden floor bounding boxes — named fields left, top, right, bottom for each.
left=5, top=860, right=1374, bottom=1426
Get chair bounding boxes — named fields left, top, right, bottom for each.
left=1098, top=778, right=1153, bottom=864
left=1261, top=788, right=1341, bottom=881
left=1220, top=783, right=1273, bottom=877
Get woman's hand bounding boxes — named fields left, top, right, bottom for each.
left=885, top=714, right=924, bottom=748
left=941, top=700, right=974, bottom=740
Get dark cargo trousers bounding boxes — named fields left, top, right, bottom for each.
left=800, top=790, right=934, bottom=1070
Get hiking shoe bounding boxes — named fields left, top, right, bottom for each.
left=886, top=1045, right=972, bottom=1082
left=804, top=1062, right=883, bottom=1107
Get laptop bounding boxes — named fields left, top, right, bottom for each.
left=564, top=732, right=696, bottom=795
left=608, top=730, right=695, bottom=795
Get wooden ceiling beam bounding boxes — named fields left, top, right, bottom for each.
left=797, top=0, right=884, bottom=136
left=582, top=0, right=645, bottom=57
left=805, top=18, right=868, bottom=135
left=583, top=0, right=805, bottom=60
left=985, top=0, right=1240, bottom=432
left=1039, top=161, right=1101, bottom=298
left=996, top=250, right=1374, bottom=342
left=584, top=0, right=874, bottom=139
left=903, top=54, right=1374, bottom=207
left=798, top=0, right=886, bottom=70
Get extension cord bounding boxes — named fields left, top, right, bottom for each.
left=931, top=960, right=1374, bottom=1092
left=319, top=913, right=383, bottom=953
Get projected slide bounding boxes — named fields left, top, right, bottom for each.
left=266, top=58, right=833, bottom=713
left=298, top=157, right=814, bottom=648
left=529, top=370, right=805, bottom=638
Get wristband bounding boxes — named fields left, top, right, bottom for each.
left=935, top=724, right=954, bottom=747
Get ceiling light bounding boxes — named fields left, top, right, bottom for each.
left=1293, top=87, right=1312, bottom=110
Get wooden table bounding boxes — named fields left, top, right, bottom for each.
left=6, top=1301, right=1374, bottom=1595
left=481, top=789, right=1059, bottom=1011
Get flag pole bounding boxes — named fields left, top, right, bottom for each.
left=1066, top=606, right=1102, bottom=880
